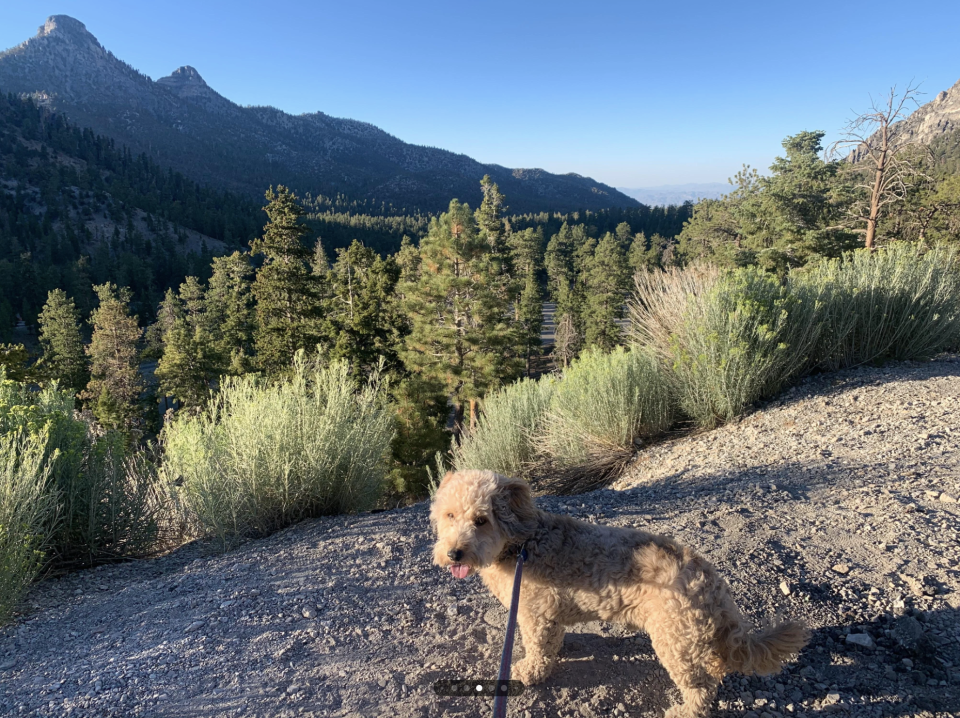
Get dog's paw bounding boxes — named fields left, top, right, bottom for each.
left=663, top=705, right=689, bottom=718
left=513, top=657, right=552, bottom=686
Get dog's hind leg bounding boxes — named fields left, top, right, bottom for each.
left=513, top=609, right=565, bottom=686
left=646, top=604, right=722, bottom=718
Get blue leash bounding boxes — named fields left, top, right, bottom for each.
left=492, top=545, right=527, bottom=718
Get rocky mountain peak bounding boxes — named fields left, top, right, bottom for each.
left=37, top=15, right=98, bottom=46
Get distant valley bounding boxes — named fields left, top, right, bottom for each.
left=616, top=183, right=730, bottom=206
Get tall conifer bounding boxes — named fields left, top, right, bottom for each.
left=81, top=284, right=144, bottom=432
left=250, top=186, right=327, bottom=373
left=37, top=289, right=88, bottom=394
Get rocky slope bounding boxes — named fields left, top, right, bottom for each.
left=0, top=16, right=637, bottom=214
left=1, top=357, right=958, bottom=718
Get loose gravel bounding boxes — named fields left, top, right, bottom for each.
left=2, top=357, right=959, bottom=718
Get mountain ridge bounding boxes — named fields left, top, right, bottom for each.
left=0, top=15, right=638, bottom=214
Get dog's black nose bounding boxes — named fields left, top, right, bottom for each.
left=448, top=549, right=463, bottom=562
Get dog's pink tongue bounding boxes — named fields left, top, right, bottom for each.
left=449, top=564, right=469, bottom=579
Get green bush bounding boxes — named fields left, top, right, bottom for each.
left=795, top=243, right=960, bottom=370
left=661, top=267, right=820, bottom=428
left=453, top=376, right=556, bottom=477
left=542, top=346, right=673, bottom=466
left=162, top=353, right=395, bottom=547
left=0, top=432, right=57, bottom=623
left=454, top=347, right=672, bottom=493
left=0, top=374, right=170, bottom=568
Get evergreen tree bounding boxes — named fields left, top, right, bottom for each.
left=206, top=252, right=255, bottom=375
left=81, top=283, right=144, bottom=432
left=400, top=198, right=521, bottom=435
left=509, top=227, right=544, bottom=375
left=37, top=289, right=88, bottom=394
left=156, top=278, right=218, bottom=409
left=155, top=319, right=218, bottom=409
left=582, top=232, right=630, bottom=351
left=327, top=240, right=404, bottom=383
left=544, top=223, right=582, bottom=366
left=250, top=186, right=327, bottom=373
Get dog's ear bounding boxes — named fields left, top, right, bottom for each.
left=491, top=475, right=537, bottom=540
left=438, top=471, right=456, bottom=490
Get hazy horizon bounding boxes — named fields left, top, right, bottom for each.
left=2, top=1, right=958, bottom=189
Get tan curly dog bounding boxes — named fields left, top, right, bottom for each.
left=430, top=470, right=809, bottom=718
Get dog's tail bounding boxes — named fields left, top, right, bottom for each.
left=721, top=618, right=810, bottom=676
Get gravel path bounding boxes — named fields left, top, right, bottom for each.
left=2, top=357, right=959, bottom=718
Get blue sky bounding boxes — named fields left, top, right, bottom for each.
left=2, top=1, right=959, bottom=188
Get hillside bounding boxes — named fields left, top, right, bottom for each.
left=0, top=357, right=957, bottom=717
left=0, top=91, right=261, bottom=327
left=0, top=16, right=639, bottom=215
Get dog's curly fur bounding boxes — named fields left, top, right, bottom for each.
left=430, top=470, right=809, bottom=718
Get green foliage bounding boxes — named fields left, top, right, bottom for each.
left=37, top=289, right=88, bottom=394
left=400, top=197, right=521, bottom=431
left=325, top=240, right=405, bottom=384
left=677, top=133, right=860, bottom=269
left=0, top=374, right=168, bottom=569
left=453, top=376, right=556, bottom=478
left=541, top=347, right=673, bottom=471
left=582, top=232, right=630, bottom=350
left=0, top=93, right=260, bottom=334
left=387, top=376, right=450, bottom=495
left=206, top=252, right=256, bottom=375
left=162, top=353, right=394, bottom=547
left=795, top=243, right=960, bottom=369
left=81, top=283, right=144, bottom=432
left=0, top=343, right=39, bottom=383
left=251, top=187, right=328, bottom=374
left=0, top=431, right=56, bottom=623
left=453, top=346, right=672, bottom=492
left=637, top=267, right=819, bottom=428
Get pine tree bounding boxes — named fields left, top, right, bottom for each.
left=206, top=252, right=255, bottom=375
left=251, top=186, right=327, bottom=373
left=37, top=289, right=88, bottom=394
left=327, top=240, right=404, bottom=383
left=81, top=283, right=144, bottom=432
left=400, top=198, right=521, bottom=435
left=582, top=232, right=630, bottom=351
left=156, top=278, right=217, bottom=409
left=509, top=227, right=544, bottom=375
left=544, top=223, right=585, bottom=365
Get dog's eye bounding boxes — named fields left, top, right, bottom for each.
left=446, top=512, right=454, bottom=519
left=474, top=516, right=487, bottom=526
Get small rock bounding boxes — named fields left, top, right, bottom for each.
left=822, top=692, right=841, bottom=705
left=831, top=564, right=850, bottom=575
left=779, top=581, right=791, bottom=596
left=845, top=633, right=874, bottom=649
left=901, top=658, right=914, bottom=669
left=184, top=620, right=205, bottom=633
left=0, top=658, right=15, bottom=671
left=302, top=608, right=316, bottom=619
left=940, top=493, right=958, bottom=503
left=891, top=615, right=933, bottom=656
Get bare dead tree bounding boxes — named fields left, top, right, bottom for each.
left=828, top=84, right=931, bottom=249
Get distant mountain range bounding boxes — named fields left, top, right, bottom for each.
left=0, top=16, right=639, bottom=214
left=616, top=183, right=730, bottom=206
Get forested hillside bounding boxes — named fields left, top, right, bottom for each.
left=0, top=92, right=261, bottom=330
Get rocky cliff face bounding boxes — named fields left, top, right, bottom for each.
left=0, top=16, right=638, bottom=213
left=888, top=79, right=960, bottom=146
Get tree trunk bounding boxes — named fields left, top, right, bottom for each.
left=452, top=402, right=465, bottom=444
left=469, top=398, right=480, bottom=432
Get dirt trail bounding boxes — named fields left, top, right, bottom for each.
left=2, top=358, right=959, bottom=718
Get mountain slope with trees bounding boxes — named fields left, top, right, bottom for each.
left=0, top=16, right=639, bottom=215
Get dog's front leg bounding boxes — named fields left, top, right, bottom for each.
left=513, top=608, right=565, bottom=685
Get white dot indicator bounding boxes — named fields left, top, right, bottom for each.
left=476, top=684, right=483, bottom=692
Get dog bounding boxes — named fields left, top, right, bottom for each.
left=430, top=470, right=809, bottom=718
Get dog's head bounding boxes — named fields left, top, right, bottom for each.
left=429, top=470, right=538, bottom=579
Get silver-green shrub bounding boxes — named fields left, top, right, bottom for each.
left=162, top=353, right=394, bottom=547
left=453, top=376, right=556, bottom=477
left=795, top=243, right=960, bottom=370
left=541, top=346, right=673, bottom=467
left=0, top=432, right=56, bottom=623
left=638, top=267, right=819, bottom=428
